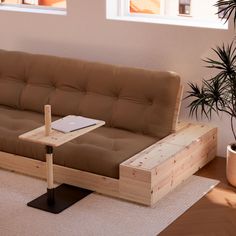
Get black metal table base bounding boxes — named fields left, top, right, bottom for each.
left=27, top=184, right=92, bottom=214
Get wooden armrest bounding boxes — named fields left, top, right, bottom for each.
left=120, top=123, right=217, bottom=205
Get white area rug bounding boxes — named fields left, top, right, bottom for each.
left=0, top=169, right=219, bottom=236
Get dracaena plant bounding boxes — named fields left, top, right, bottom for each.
left=186, top=0, right=236, bottom=140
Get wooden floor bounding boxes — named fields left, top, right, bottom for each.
left=160, top=157, right=236, bottom=236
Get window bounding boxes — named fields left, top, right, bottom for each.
left=130, top=0, right=161, bottom=14
left=0, top=0, right=66, bottom=14
left=107, top=0, right=228, bottom=29
left=179, top=0, right=191, bottom=15
left=0, top=0, right=66, bottom=8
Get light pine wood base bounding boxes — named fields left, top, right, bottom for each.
left=0, top=123, right=217, bottom=206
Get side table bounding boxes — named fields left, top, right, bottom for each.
left=19, top=105, right=105, bottom=214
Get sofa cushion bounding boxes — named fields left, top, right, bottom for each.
left=0, top=50, right=180, bottom=139
left=0, top=106, right=156, bottom=178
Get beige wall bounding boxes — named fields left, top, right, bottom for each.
left=191, top=0, right=218, bottom=20
left=0, top=0, right=234, bottom=156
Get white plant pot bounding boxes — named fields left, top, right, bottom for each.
left=226, top=143, right=236, bottom=186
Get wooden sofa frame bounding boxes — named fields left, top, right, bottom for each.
left=0, top=121, right=217, bottom=206
left=0, top=86, right=217, bottom=206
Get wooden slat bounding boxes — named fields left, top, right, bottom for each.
left=151, top=128, right=217, bottom=184
left=151, top=129, right=216, bottom=187
left=171, top=85, right=183, bottom=133
left=0, top=152, right=46, bottom=179
left=151, top=155, right=215, bottom=205
left=119, top=165, right=151, bottom=183
left=121, top=122, right=190, bottom=167
left=124, top=143, right=182, bottom=169
left=0, top=151, right=119, bottom=197
left=121, top=121, right=192, bottom=169
left=122, top=124, right=216, bottom=170
left=151, top=129, right=217, bottom=205
left=119, top=177, right=152, bottom=205
left=54, top=165, right=119, bottom=197
left=166, top=124, right=216, bottom=146
left=175, top=120, right=190, bottom=132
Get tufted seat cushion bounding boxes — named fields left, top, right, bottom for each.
left=0, top=106, right=156, bottom=178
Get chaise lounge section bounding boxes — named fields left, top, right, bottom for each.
left=0, top=50, right=217, bottom=206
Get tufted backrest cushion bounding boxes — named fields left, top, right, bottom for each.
left=0, top=50, right=181, bottom=139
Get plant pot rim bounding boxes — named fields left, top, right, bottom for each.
left=227, top=143, right=236, bottom=153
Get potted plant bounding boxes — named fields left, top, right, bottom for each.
left=186, top=0, right=236, bottom=186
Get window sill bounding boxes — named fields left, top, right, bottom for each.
left=107, top=15, right=228, bottom=30
left=0, top=4, right=66, bottom=15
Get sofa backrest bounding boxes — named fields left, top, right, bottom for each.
left=0, top=50, right=181, bottom=139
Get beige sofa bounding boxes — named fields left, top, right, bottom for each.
left=0, top=50, right=217, bottom=205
